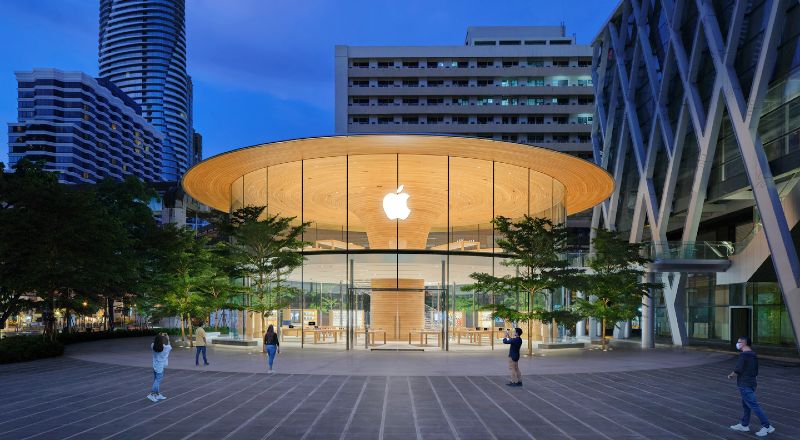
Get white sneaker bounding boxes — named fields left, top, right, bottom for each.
left=268, top=370, right=274, bottom=374
left=155, top=393, right=167, bottom=400
left=147, top=394, right=158, bottom=402
left=755, top=426, right=775, bottom=437
left=729, top=423, right=749, bottom=432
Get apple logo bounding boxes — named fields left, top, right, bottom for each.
left=383, top=185, right=411, bottom=220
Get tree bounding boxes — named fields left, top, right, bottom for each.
left=574, top=228, right=661, bottom=350
left=216, top=206, right=308, bottom=338
left=465, top=216, right=584, bottom=355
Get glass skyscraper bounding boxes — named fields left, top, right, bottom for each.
left=99, top=0, right=192, bottom=181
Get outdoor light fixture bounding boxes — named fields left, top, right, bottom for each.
left=382, top=185, right=411, bottom=220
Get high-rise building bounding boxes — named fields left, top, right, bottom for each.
left=99, top=0, right=192, bottom=181
left=192, top=130, right=202, bottom=165
left=592, top=0, right=800, bottom=350
left=8, top=69, right=163, bottom=184
left=335, top=26, right=596, bottom=244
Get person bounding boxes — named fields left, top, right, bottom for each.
left=263, top=324, right=280, bottom=373
left=728, top=336, right=775, bottom=437
left=195, top=321, right=209, bottom=366
left=148, top=333, right=172, bottom=402
left=502, top=327, right=523, bottom=387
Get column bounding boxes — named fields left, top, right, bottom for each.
left=576, top=291, right=587, bottom=339
left=642, top=272, right=656, bottom=349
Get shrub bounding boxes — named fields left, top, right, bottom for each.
left=57, top=328, right=180, bottom=344
left=0, top=336, right=64, bottom=364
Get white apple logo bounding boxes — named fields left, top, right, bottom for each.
left=383, top=185, right=411, bottom=220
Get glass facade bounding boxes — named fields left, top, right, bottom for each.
left=227, top=153, right=567, bottom=351
left=652, top=275, right=797, bottom=347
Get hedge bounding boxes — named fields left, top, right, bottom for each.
left=0, top=328, right=182, bottom=364
left=0, top=335, right=64, bottom=364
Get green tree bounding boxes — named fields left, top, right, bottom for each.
left=465, top=215, right=584, bottom=355
left=574, top=228, right=661, bottom=350
left=216, top=206, right=308, bottom=338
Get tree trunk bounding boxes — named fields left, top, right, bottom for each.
left=180, top=315, right=186, bottom=342
left=188, top=314, right=194, bottom=347
left=601, top=317, right=607, bottom=350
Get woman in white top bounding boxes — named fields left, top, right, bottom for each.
left=148, top=333, right=172, bottom=402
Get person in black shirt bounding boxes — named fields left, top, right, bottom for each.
left=502, top=327, right=523, bottom=387
left=728, top=336, right=774, bottom=437
left=262, top=324, right=280, bottom=374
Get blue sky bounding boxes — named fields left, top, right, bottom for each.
left=0, top=0, right=617, bottom=164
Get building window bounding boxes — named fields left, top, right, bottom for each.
left=426, top=61, right=439, bottom=68
left=552, top=59, right=570, bottom=67
left=377, top=98, right=394, bottom=106
left=499, top=40, right=521, bottom=46
left=402, top=116, right=419, bottom=124
left=525, top=40, right=546, bottom=45
left=477, top=116, right=493, bottom=124
left=502, top=60, right=519, bottom=68
left=500, top=97, right=518, bottom=106
left=402, top=98, right=419, bottom=106
left=454, top=97, right=469, bottom=106
left=352, top=61, right=369, bottom=68
left=402, top=61, right=419, bottom=68
left=474, top=41, right=496, bottom=46
left=577, top=115, right=593, bottom=125
left=577, top=79, right=593, bottom=87
left=352, top=80, right=369, bottom=87
left=477, top=60, right=494, bottom=68
left=528, top=78, right=545, bottom=86
left=527, top=116, right=544, bottom=124
left=427, top=116, right=444, bottom=124
left=477, top=98, right=494, bottom=106
left=378, top=61, right=393, bottom=68
left=427, top=97, right=444, bottom=105
left=378, top=80, right=393, bottom=87
left=528, top=134, right=545, bottom=142
left=377, top=117, right=393, bottom=124
left=352, top=98, right=369, bottom=106
left=351, top=117, right=369, bottom=124
left=552, top=79, right=569, bottom=87
left=427, top=80, right=444, bottom=87
left=402, top=79, right=419, bottom=87
left=452, top=79, right=469, bottom=87
left=500, top=79, right=519, bottom=87
left=477, top=79, right=493, bottom=87
left=452, top=116, right=469, bottom=124
left=528, top=59, right=545, bottom=67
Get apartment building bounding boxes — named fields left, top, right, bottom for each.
left=8, top=69, right=163, bottom=184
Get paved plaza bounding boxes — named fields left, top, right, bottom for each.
left=0, top=339, right=798, bottom=439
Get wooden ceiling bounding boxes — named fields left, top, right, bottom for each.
left=183, top=135, right=613, bottom=222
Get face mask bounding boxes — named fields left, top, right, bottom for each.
left=735, top=342, right=743, bottom=350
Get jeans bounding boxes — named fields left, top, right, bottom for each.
left=739, top=386, right=770, bottom=428
left=151, top=370, right=164, bottom=393
left=195, top=346, right=208, bottom=365
left=266, top=344, right=277, bottom=369
left=508, top=357, right=522, bottom=383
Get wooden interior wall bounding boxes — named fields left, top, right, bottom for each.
left=370, top=278, right=425, bottom=340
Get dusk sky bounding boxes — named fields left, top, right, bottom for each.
left=0, top=0, right=618, bottom=165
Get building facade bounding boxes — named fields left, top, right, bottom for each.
left=183, top=135, right=612, bottom=349
left=335, top=26, right=596, bottom=244
left=8, top=69, right=163, bottom=184
left=99, top=0, right=192, bottom=181
left=592, top=0, right=800, bottom=350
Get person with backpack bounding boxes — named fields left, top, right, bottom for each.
left=728, top=336, right=775, bottom=437
left=263, top=324, right=280, bottom=373
left=148, top=333, right=172, bottom=402
left=502, top=327, right=523, bottom=387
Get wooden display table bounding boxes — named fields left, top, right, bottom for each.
left=309, top=327, right=346, bottom=344
left=408, top=329, right=441, bottom=347
left=454, top=328, right=493, bottom=345
left=355, top=329, right=387, bottom=345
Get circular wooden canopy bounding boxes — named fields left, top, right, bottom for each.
left=182, top=135, right=613, bottom=221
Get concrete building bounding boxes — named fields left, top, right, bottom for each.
left=335, top=26, right=596, bottom=244
left=592, top=0, right=800, bottom=351
left=8, top=69, right=163, bottom=184
left=99, top=0, right=192, bottom=181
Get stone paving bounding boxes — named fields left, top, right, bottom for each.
left=0, top=347, right=799, bottom=439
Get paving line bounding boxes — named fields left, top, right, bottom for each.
left=379, top=376, right=390, bottom=440
left=2, top=368, right=218, bottom=436
left=424, top=376, right=460, bottom=440
left=134, top=373, right=280, bottom=440
left=19, top=370, right=231, bottom=440
left=299, top=376, right=352, bottom=440
left=101, top=372, right=260, bottom=440
left=633, top=365, right=800, bottom=412
left=531, top=374, right=648, bottom=439
left=0, top=367, right=146, bottom=419
left=338, top=376, right=370, bottom=440
left=406, top=376, right=423, bottom=440
left=460, top=376, right=537, bottom=440
left=0, top=367, right=157, bottom=424
left=175, top=374, right=295, bottom=440
left=260, top=375, right=334, bottom=439
left=573, top=373, right=729, bottom=439
left=221, top=374, right=316, bottom=440
left=442, top=376, right=498, bottom=440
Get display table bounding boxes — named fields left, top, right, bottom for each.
left=355, top=329, right=387, bottom=345
left=454, top=328, right=494, bottom=345
left=408, top=329, right=441, bottom=346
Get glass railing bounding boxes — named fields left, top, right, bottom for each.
left=644, top=241, right=735, bottom=259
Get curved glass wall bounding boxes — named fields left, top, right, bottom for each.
left=228, top=154, right=566, bottom=351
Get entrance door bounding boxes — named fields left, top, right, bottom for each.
left=730, top=307, right=752, bottom=350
